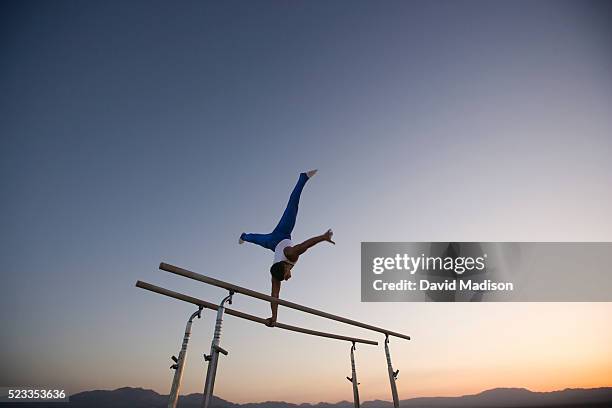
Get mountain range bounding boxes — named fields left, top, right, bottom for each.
left=3, top=386, right=611, bottom=408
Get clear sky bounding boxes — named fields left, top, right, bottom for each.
left=1, top=0, right=611, bottom=404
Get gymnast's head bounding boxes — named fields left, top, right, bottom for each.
left=270, top=261, right=292, bottom=281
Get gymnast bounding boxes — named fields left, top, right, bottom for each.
left=239, top=170, right=334, bottom=326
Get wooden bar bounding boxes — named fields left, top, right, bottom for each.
left=159, top=262, right=411, bottom=341
left=136, top=280, right=378, bottom=346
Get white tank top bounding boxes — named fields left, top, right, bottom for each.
left=273, top=239, right=295, bottom=265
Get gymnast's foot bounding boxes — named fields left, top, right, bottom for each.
left=306, top=169, right=318, bottom=178
left=239, top=233, right=245, bottom=244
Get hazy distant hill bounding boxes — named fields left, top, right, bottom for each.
left=3, top=386, right=611, bottom=408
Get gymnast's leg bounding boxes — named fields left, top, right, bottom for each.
left=239, top=170, right=316, bottom=251
left=271, top=170, right=317, bottom=238
left=239, top=232, right=277, bottom=251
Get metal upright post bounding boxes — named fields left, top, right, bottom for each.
left=168, top=306, right=203, bottom=408
left=345, top=342, right=360, bottom=408
left=201, top=291, right=234, bottom=408
left=384, top=335, right=400, bottom=408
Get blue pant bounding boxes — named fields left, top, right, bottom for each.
left=241, top=172, right=309, bottom=251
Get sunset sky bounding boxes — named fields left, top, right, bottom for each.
left=1, top=0, right=611, bottom=404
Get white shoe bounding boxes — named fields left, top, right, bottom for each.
left=306, top=169, right=318, bottom=178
